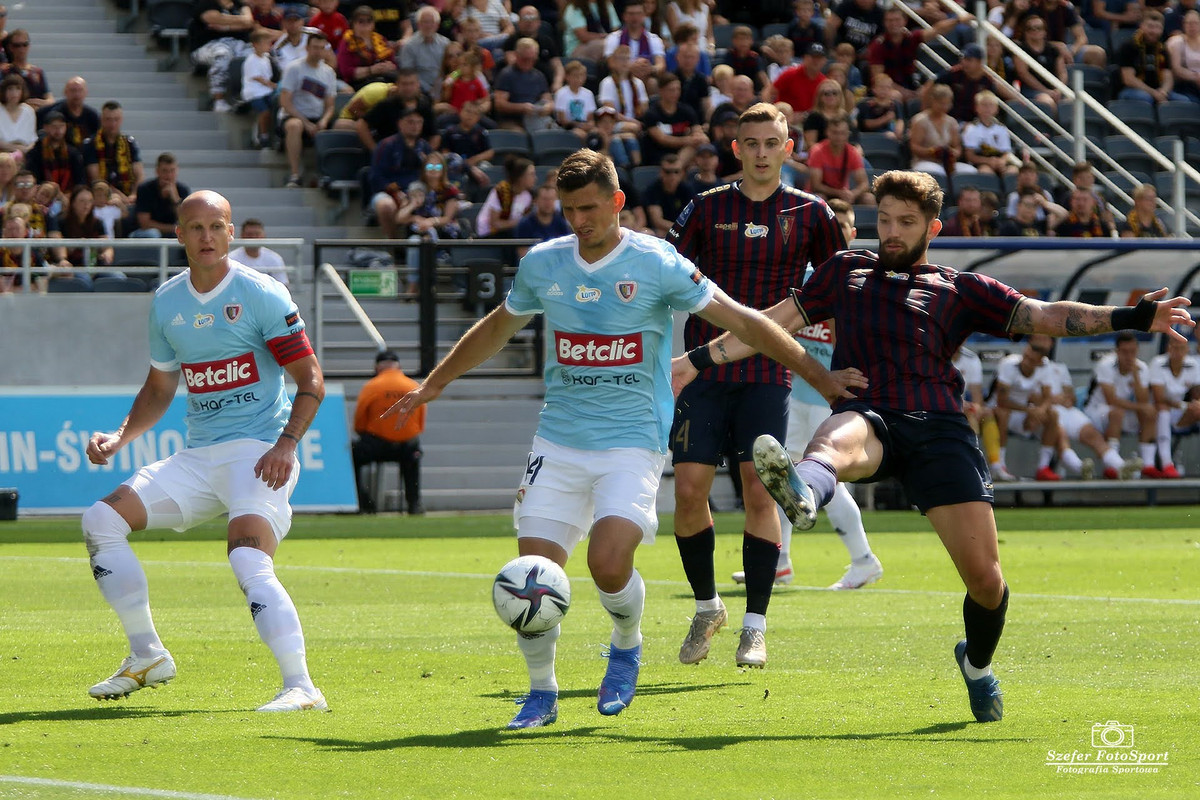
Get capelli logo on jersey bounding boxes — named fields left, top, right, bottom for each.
left=193, top=313, right=215, bottom=329
left=745, top=223, right=768, bottom=238
left=575, top=284, right=601, bottom=302
left=181, top=353, right=260, bottom=393
left=555, top=331, right=643, bottom=366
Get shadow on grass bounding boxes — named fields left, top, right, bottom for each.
left=268, top=718, right=1016, bottom=753
left=0, top=706, right=241, bottom=725
left=481, top=680, right=748, bottom=702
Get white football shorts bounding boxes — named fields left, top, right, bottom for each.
left=124, top=438, right=299, bottom=540
left=1053, top=405, right=1093, bottom=440
left=784, top=399, right=831, bottom=457
left=1085, top=404, right=1140, bottom=435
left=513, top=435, right=667, bottom=554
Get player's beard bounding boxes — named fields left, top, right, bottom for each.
left=877, top=231, right=928, bottom=272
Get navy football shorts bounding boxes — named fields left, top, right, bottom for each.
left=671, top=379, right=789, bottom=466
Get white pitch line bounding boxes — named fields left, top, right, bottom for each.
left=2, top=554, right=1199, bottom=606
left=0, top=775, right=263, bottom=800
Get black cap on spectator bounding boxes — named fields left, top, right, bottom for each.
left=711, top=108, right=739, bottom=127
left=44, top=110, right=65, bottom=124
left=697, top=143, right=717, bottom=155
left=805, top=42, right=826, bottom=57
left=284, top=8, right=305, bottom=19
left=375, top=350, right=400, bottom=364
left=962, top=43, right=984, bottom=60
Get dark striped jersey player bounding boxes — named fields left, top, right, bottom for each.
left=676, top=169, right=1194, bottom=723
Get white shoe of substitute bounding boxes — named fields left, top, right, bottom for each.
left=829, top=554, right=884, bottom=590
left=89, top=652, right=176, bottom=700
left=257, top=686, right=330, bottom=712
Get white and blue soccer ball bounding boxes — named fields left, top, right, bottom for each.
left=492, top=555, right=571, bottom=634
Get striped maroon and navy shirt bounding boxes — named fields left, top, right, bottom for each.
left=668, top=182, right=845, bottom=386
left=795, top=250, right=1027, bottom=414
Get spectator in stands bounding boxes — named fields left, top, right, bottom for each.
left=589, top=105, right=635, bottom=167
left=991, top=339, right=1065, bottom=481
left=674, top=41, right=709, bottom=121
left=399, top=151, right=462, bottom=285
left=555, top=59, right=598, bottom=138
left=665, top=22, right=712, bottom=74
left=868, top=6, right=970, bottom=99
left=274, top=7, right=330, bottom=71
left=401, top=6, right=451, bottom=96
left=720, top=25, right=771, bottom=94
left=803, top=78, right=853, bottom=150
left=830, top=45, right=866, bottom=96
left=494, top=38, right=555, bottom=131
left=1166, top=0, right=1200, bottom=38
left=1005, top=162, right=1052, bottom=217
left=787, top=0, right=824, bottom=58
left=761, top=35, right=797, bottom=84
left=189, top=0, right=255, bottom=113
left=1121, top=183, right=1172, bottom=236
left=1, top=30, right=51, bottom=110
left=131, top=153, right=189, bottom=239
left=440, top=100, right=494, bottom=190
left=826, top=0, right=885, bottom=54
left=952, top=344, right=1004, bottom=471
left=40, top=77, right=98, bottom=150
left=367, top=0, right=412, bottom=44
left=1092, top=0, right=1142, bottom=32
left=1053, top=161, right=1115, bottom=226
left=773, top=42, right=828, bottom=114
left=962, top=90, right=1020, bottom=183
left=227, top=217, right=289, bottom=283
left=909, top=84, right=977, bottom=178
left=856, top=73, right=905, bottom=140
left=369, top=108, right=432, bottom=237
left=439, top=50, right=491, bottom=118
left=309, top=0, right=349, bottom=45
left=90, top=181, right=126, bottom=239
left=0, top=5, right=10, bottom=56
left=598, top=44, right=648, bottom=142
left=1168, top=10, right=1200, bottom=102
left=643, top=0, right=674, bottom=47
left=338, top=5, right=398, bottom=91
left=249, top=0, right=282, bottom=31
left=1037, top=0, right=1092, bottom=64
left=985, top=34, right=1018, bottom=84
left=460, top=0, right=516, bottom=55
left=515, top=181, right=570, bottom=256
left=358, top=69, right=439, bottom=152
left=642, top=73, right=706, bottom=166
left=1148, top=332, right=1200, bottom=477
left=927, top=42, right=1016, bottom=124
left=643, top=153, right=693, bottom=236
left=36, top=182, right=63, bottom=219
left=0, top=73, right=35, bottom=156
left=603, top=1, right=667, bottom=83
left=710, top=106, right=743, bottom=179
left=353, top=351, right=426, bottom=515
left=942, top=185, right=997, bottom=236
left=83, top=102, right=143, bottom=206
left=999, top=185, right=1068, bottom=234
left=808, top=116, right=874, bottom=205
left=5, top=171, right=56, bottom=239
left=1014, top=14, right=1069, bottom=110
left=667, top=0, right=715, bottom=55
left=242, top=29, right=278, bottom=149
left=0, top=214, right=27, bottom=294
left=280, top=31, right=338, bottom=189
left=1054, top=188, right=1116, bottom=237
left=1083, top=331, right=1158, bottom=477
left=688, top=141, right=722, bottom=192
left=0, top=152, right=15, bottom=205
left=707, top=63, right=734, bottom=115
left=990, top=0, right=1034, bottom=38
left=711, top=73, right=758, bottom=124
left=502, top=6, right=564, bottom=93
left=25, top=111, right=84, bottom=194
left=562, top=0, right=620, bottom=60
left=476, top=155, right=536, bottom=237
left=457, top=16, right=498, bottom=81
left=1118, top=10, right=1193, bottom=103
left=57, top=184, right=113, bottom=269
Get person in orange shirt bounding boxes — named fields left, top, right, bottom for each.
left=353, top=350, right=426, bottom=514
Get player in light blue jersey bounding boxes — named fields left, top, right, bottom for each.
left=387, top=150, right=865, bottom=730
left=81, top=191, right=329, bottom=713
left=728, top=200, right=882, bottom=591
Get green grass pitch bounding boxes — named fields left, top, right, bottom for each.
left=1, top=507, right=1197, bottom=799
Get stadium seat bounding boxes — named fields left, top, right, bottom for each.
left=534, top=164, right=557, bottom=186
left=481, top=163, right=507, bottom=187
left=1157, top=102, right=1200, bottom=139
left=859, top=133, right=904, bottom=170
left=147, top=0, right=195, bottom=71
left=487, top=129, right=531, bottom=159
left=761, top=23, right=790, bottom=40
left=1101, top=169, right=1152, bottom=195
left=315, top=130, right=370, bottom=222
left=1110, top=27, right=1135, bottom=55
left=456, top=202, right=483, bottom=236
left=1082, top=23, right=1109, bottom=52
left=1153, top=134, right=1198, bottom=161
left=952, top=172, right=1004, bottom=198
left=631, top=165, right=660, bottom=196
left=1007, top=102, right=1059, bottom=146
left=332, top=92, right=353, bottom=119
left=851, top=204, right=878, bottom=239
left=92, top=275, right=149, bottom=292
left=713, top=24, right=740, bottom=51
left=46, top=276, right=93, bottom=293
left=1154, top=171, right=1200, bottom=205
left=1050, top=134, right=1103, bottom=164
left=1103, top=135, right=1164, bottom=176
left=1106, top=100, right=1159, bottom=140
left=1067, top=64, right=1110, bottom=102
left=1055, top=102, right=1108, bottom=141
left=530, top=129, right=581, bottom=165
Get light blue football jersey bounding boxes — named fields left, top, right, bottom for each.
left=148, top=262, right=306, bottom=448
left=790, top=265, right=833, bottom=407
left=506, top=230, right=715, bottom=453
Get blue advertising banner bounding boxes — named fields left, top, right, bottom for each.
left=0, top=385, right=357, bottom=514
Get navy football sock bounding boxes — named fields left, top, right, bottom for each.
left=963, top=585, right=1009, bottom=669
left=796, top=457, right=838, bottom=509
left=675, top=525, right=717, bottom=601
left=742, top=532, right=781, bottom=616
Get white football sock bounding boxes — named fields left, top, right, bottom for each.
left=1156, top=410, right=1173, bottom=465
left=516, top=624, right=559, bottom=693
left=1139, top=441, right=1156, bottom=466
left=777, top=505, right=793, bottom=567
left=1107, top=437, right=1121, bottom=452
left=742, top=612, right=766, bottom=633
left=228, top=547, right=314, bottom=692
left=826, top=483, right=871, bottom=560
left=83, top=502, right=166, bottom=659
left=998, top=446, right=1007, bottom=465
left=695, top=596, right=724, bottom=613
left=1102, top=449, right=1125, bottom=472
left=962, top=650, right=994, bottom=680
left=597, top=570, right=644, bottom=650
left=1060, top=448, right=1084, bottom=475
left=1038, top=446, right=1054, bottom=469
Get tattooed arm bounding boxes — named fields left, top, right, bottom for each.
left=1009, top=288, right=1195, bottom=341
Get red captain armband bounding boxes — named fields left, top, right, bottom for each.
left=267, top=329, right=314, bottom=366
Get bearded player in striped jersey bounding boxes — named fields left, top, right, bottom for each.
left=669, top=103, right=846, bottom=669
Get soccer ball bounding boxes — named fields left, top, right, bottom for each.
left=492, top=555, right=571, bottom=634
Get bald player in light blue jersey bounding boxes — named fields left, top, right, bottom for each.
left=82, top=190, right=328, bottom=713
left=387, top=150, right=866, bottom=730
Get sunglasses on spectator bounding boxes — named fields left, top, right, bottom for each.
left=10, top=41, right=28, bottom=47
left=424, top=163, right=444, bottom=172
left=15, top=181, right=34, bottom=188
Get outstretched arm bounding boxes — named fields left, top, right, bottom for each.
left=1009, top=287, right=1194, bottom=341
left=385, top=304, right=533, bottom=422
